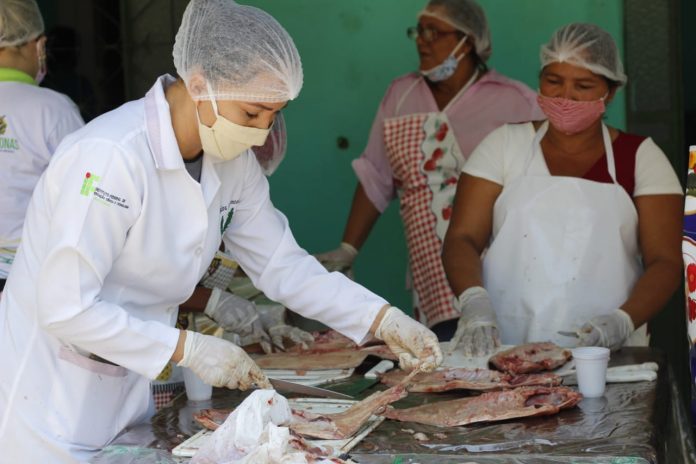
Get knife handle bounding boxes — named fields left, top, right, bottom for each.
left=365, top=360, right=394, bottom=379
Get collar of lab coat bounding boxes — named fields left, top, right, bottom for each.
left=145, top=75, right=221, bottom=207
left=144, top=74, right=191, bottom=171
left=0, top=67, right=36, bottom=85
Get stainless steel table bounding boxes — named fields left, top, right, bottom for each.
left=91, top=348, right=696, bottom=464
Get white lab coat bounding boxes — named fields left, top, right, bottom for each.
left=0, top=75, right=386, bottom=462
left=0, top=74, right=84, bottom=278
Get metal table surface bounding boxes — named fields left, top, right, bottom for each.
left=91, top=347, right=696, bottom=463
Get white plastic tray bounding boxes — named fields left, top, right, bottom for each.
left=172, top=397, right=383, bottom=458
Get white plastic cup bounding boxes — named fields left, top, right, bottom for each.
left=182, top=367, right=213, bottom=402
left=571, top=347, right=610, bottom=398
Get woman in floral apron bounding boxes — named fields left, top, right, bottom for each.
left=318, top=0, right=542, bottom=339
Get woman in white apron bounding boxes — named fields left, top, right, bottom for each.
left=317, top=0, right=542, bottom=339
left=443, top=23, right=683, bottom=355
left=0, top=2, right=441, bottom=462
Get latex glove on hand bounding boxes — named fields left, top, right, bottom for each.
left=315, top=242, right=358, bottom=272
left=178, top=331, right=272, bottom=390
left=374, top=306, right=443, bottom=372
left=257, top=304, right=315, bottom=350
left=204, top=288, right=272, bottom=353
left=450, top=286, right=501, bottom=357
left=577, top=309, right=634, bottom=351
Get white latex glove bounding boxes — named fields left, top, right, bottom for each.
left=204, top=288, right=272, bottom=353
left=178, top=331, right=271, bottom=390
left=374, top=307, right=443, bottom=372
left=257, top=304, right=315, bottom=350
left=450, top=286, right=501, bottom=357
left=577, top=309, right=634, bottom=351
left=315, top=242, right=358, bottom=272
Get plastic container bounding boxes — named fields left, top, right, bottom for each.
left=182, top=367, right=213, bottom=402
left=571, top=347, right=610, bottom=398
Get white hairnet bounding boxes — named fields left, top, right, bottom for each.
left=418, top=0, right=492, bottom=62
left=541, top=23, right=627, bottom=85
left=173, top=0, right=303, bottom=103
left=0, top=0, right=43, bottom=48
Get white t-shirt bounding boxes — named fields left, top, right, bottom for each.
left=0, top=78, right=84, bottom=278
left=463, top=122, right=682, bottom=197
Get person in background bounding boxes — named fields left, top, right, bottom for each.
left=443, top=23, right=682, bottom=356
left=0, top=0, right=84, bottom=296
left=317, top=0, right=543, bottom=341
left=0, top=1, right=441, bottom=461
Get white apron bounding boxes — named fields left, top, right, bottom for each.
left=382, top=74, right=477, bottom=327
left=482, top=122, right=647, bottom=347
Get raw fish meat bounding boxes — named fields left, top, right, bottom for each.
left=489, top=342, right=571, bottom=374
left=289, top=375, right=411, bottom=439
left=383, top=386, right=582, bottom=427
left=379, top=368, right=561, bottom=392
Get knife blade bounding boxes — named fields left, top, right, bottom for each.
left=320, top=360, right=395, bottom=398
left=557, top=330, right=580, bottom=338
left=268, top=377, right=354, bottom=400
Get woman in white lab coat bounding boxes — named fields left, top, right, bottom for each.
left=443, top=23, right=682, bottom=355
left=0, top=0, right=84, bottom=293
left=0, top=1, right=442, bottom=462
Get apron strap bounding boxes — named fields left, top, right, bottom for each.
left=395, top=69, right=480, bottom=116
left=395, top=78, right=422, bottom=115
left=526, top=121, right=618, bottom=185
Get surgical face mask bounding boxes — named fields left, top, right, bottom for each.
left=35, top=38, right=47, bottom=84
left=196, top=96, right=271, bottom=161
left=420, top=35, right=467, bottom=82
left=536, top=93, right=608, bottom=135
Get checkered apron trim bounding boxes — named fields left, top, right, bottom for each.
left=383, top=112, right=464, bottom=327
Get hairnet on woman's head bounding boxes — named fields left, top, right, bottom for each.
left=173, top=0, right=303, bottom=103
left=541, top=23, right=627, bottom=85
left=0, top=0, right=44, bottom=48
left=418, top=0, right=492, bottom=62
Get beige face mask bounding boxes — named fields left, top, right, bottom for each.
left=196, top=94, right=271, bottom=161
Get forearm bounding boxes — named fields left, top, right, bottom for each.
left=442, top=234, right=485, bottom=297
left=620, top=259, right=682, bottom=327
left=341, top=183, right=381, bottom=250
left=179, top=286, right=213, bottom=313
left=171, top=330, right=186, bottom=363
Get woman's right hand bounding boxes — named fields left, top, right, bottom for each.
left=315, top=242, right=358, bottom=272
left=176, top=330, right=271, bottom=390
left=450, top=286, right=501, bottom=357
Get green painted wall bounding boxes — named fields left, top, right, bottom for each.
left=238, top=0, right=625, bottom=315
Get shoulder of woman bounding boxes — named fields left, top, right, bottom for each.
left=476, top=70, right=537, bottom=97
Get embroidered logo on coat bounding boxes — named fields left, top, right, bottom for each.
left=219, top=199, right=239, bottom=235
left=80, top=172, right=100, bottom=196
left=0, top=115, right=19, bottom=152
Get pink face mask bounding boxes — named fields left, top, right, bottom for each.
left=536, top=93, right=607, bottom=135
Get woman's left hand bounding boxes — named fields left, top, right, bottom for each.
left=577, top=309, right=634, bottom=351
left=374, top=306, right=443, bottom=372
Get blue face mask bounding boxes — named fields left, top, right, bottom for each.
left=420, top=35, right=467, bottom=82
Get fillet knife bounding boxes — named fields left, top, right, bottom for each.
left=268, top=377, right=354, bottom=400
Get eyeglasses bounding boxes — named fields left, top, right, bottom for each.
left=406, top=25, right=460, bottom=43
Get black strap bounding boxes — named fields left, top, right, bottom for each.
left=0, top=279, right=5, bottom=292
